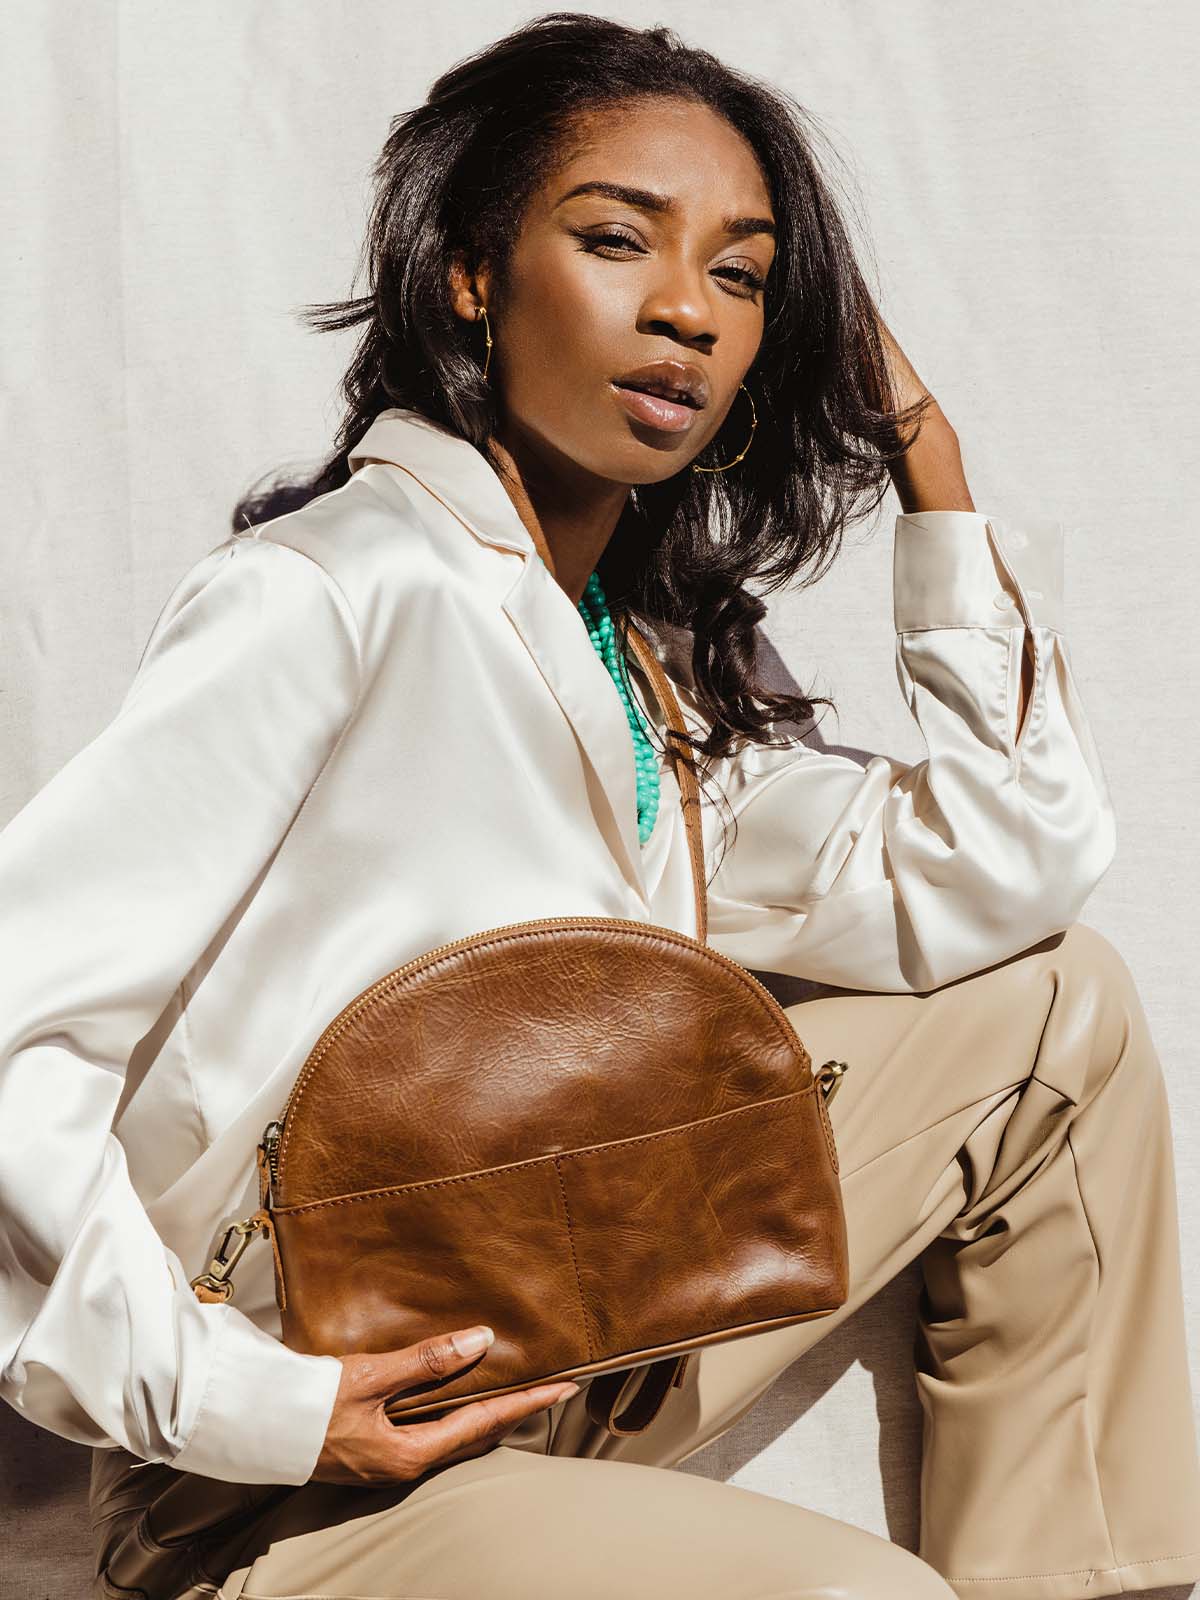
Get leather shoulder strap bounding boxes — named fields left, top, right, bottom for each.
left=624, top=623, right=708, bottom=946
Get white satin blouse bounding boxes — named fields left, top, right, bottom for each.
left=0, top=407, right=1116, bottom=1486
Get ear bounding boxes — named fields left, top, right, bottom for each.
left=448, top=250, right=492, bottom=324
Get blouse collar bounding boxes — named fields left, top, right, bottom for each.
left=346, top=407, right=537, bottom=561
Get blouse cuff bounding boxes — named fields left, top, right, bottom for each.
left=893, top=511, right=1065, bottom=636
left=169, top=1302, right=343, bottom=1485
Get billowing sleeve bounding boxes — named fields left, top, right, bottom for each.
left=0, top=535, right=360, bottom=1484
left=702, top=512, right=1116, bottom=992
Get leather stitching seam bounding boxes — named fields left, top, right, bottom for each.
left=943, top=1550, right=1200, bottom=1582
left=815, top=1087, right=839, bottom=1174
left=276, top=1088, right=813, bottom=1213
left=555, top=1090, right=808, bottom=1164
left=552, top=1154, right=594, bottom=1361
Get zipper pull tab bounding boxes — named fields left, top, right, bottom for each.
left=815, top=1059, right=850, bottom=1104
left=262, top=1119, right=284, bottom=1202
left=190, top=1212, right=267, bottom=1304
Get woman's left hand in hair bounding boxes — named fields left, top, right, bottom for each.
left=874, top=315, right=932, bottom=430
left=873, top=313, right=976, bottom=514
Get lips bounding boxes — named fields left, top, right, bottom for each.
left=611, top=384, right=698, bottom=434
left=610, top=360, right=710, bottom=436
left=611, top=360, right=709, bottom=411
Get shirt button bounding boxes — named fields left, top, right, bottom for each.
left=993, top=591, right=1017, bottom=609
left=1004, top=529, right=1029, bottom=551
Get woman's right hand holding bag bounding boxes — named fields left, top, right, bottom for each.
left=313, top=1324, right=579, bottom=1484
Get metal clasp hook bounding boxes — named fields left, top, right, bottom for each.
left=815, top=1059, right=850, bottom=1104
left=189, top=1215, right=265, bottom=1302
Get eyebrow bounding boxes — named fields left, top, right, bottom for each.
left=554, top=179, right=776, bottom=241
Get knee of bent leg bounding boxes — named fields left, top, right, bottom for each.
left=1049, top=921, right=1156, bottom=1082
left=1053, top=922, right=1140, bottom=1011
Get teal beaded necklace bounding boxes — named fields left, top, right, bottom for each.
left=576, top=571, right=661, bottom=845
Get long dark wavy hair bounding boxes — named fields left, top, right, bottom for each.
left=232, top=11, right=927, bottom=841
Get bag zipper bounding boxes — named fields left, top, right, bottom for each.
left=191, top=914, right=850, bottom=1301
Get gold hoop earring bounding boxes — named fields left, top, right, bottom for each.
left=476, top=304, right=493, bottom=381
left=691, top=382, right=757, bottom=473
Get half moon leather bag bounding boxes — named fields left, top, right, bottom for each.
left=191, top=622, right=851, bottom=1438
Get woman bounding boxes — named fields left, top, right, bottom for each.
left=2, top=12, right=1197, bottom=1600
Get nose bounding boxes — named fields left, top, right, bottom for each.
left=636, top=263, right=717, bottom=349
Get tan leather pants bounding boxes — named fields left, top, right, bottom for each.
left=88, top=923, right=1200, bottom=1600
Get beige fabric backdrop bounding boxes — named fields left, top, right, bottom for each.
left=2, top=3, right=1196, bottom=1594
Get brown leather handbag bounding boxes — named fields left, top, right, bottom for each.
left=191, top=623, right=851, bottom=1438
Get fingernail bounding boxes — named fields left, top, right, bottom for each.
left=540, top=1382, right=579, bottom=1401
left=452, top=1325, right=494, bottom=1357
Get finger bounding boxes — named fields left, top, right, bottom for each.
left=385, top=1383, right=579, bottom=1464
left=347, top=1327, right=497, bottom=1399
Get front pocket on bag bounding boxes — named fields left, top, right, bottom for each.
left=556, top=1088, right=846, bottom=1352
left=275, top=1153, right=590, bottom=1378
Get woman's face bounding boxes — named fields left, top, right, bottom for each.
left=466, top=96, right=776, bottom=488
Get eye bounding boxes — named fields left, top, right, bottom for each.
left=714, top=260, right=768, bottom=295
left=572, top=229, right=767, bottom=300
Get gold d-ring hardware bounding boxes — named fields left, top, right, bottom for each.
left=189, top=1216, right=265, bottom=1302
left=815, top=1059, right=850, bottom=1104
